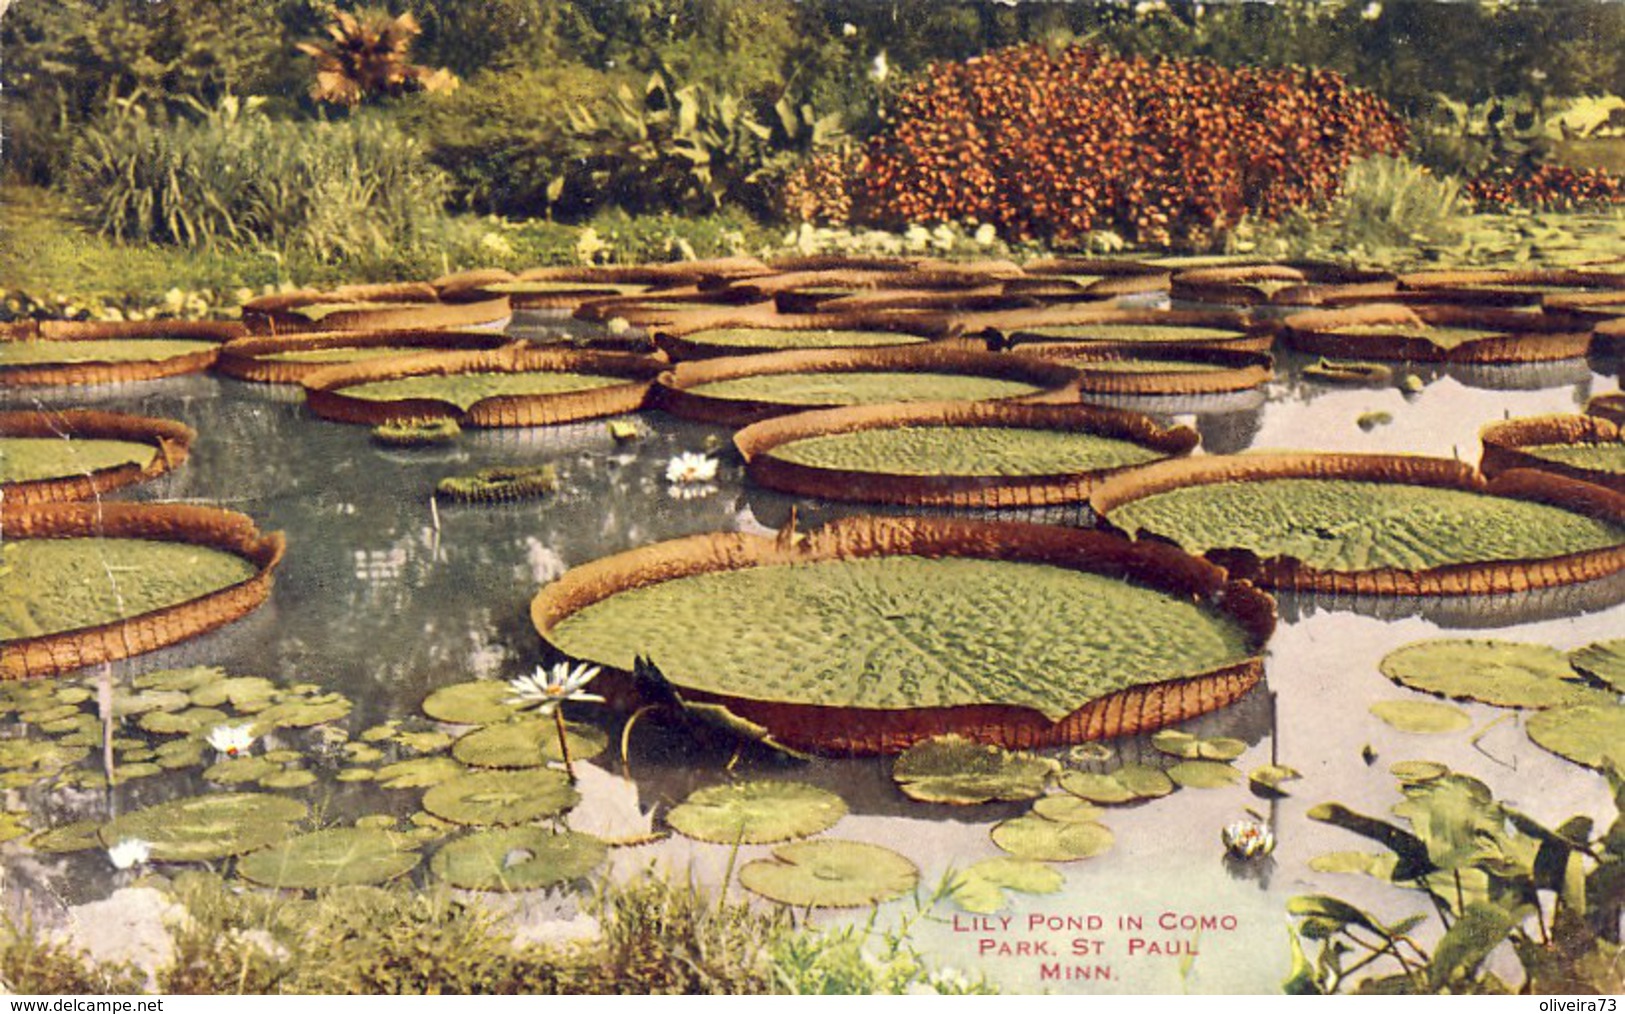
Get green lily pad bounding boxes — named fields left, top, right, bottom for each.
left=1526, top=704, right=1625, bottom=773
left=1380, top=640, right=1609, bottom=709
left=190, top=676, right=278, bottom=712
left=40, top=714, right=97, bottom=736
left=430, top=828, right=607, bottom=892
left=0, top=812, right=30, bottom=844
left=29, top=820, right=105, bottom=854
left=1057, top=771, right=1135, bottom=805
left=1151, top=730, right=1246, bottom=761
left=360, top=723, right=400, bottom=743
left=20, top=704, right=82, bottom=725
left=109, top=689, right=191, bottom=718
left=99, top=793, right=308, bottom=862
left=1248, top=764, right=1303, bottom=797
left=949, top=858, right=1065, bottom=915
left=204, top=756, right=281, bottom=785
left=1568, top=639, right=1625, bottom=694
left=765, top=425, right=1170, bottom=478
left=1390, top=760, right=1450, bottom=783
left=260, top=769, right=317, bottom=790
left=990, top=816, right=1115, bottom=862
left=110, top=762, right=162, bottom=784
left=1067, top=743, right=1115, bottom=764
left=376, top=756, right=466, bottom=789
left=421, top=682, right=524, bottom=725
left=337, top=769, right=376, bottom=783
left=1166, top=760, right=1242, bottom=789
left=396, top=730, right=454, bottom=754
left=251, top=693, right=352, bottom=730
left=421, top=769, right=579, bottom=827
left=0, top=740, right=89, bottom=771
left=892, top=736, right=1059, bottom=805
left=134, top=667, right=225, bottom=692
left=139, top=707, right=229, bottom=736
left=1107, top=481, right=1625, bottom=574
left=1370, top=700, right=1472, bottom=734
left=155, top=739, right=206, bottom=770
left=667, top=781, right=847, bottom=845
left=450, top=719, right=607, bottom=769
left=1115, top=763, right=1176, bottom=798
left=739, top=840, right=918, bottom=908
left=237, top=828, right=420, bottom=890
left=355, top=816, right=398, bottom=830
left=1030, top=796, right=1105, bottom=824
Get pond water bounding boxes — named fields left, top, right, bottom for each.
left=1, top=313, right=1621, bottom=993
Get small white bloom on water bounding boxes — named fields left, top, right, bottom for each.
left=207, top=723, right=256, bottom=758
left=1361, top=2, right=1382, bottom=20
left=509, top=662, right=605, bottom=716
left=842, top=21, right=857, bottom=36
left=1222, top=820, right=1275, bottom=860
left=666, top=451, right=719, bottom=485
left=870, top=50, right=889, bottom=83
left=108, top=838, right=151, bottom=870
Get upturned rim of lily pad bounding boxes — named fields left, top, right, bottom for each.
left=1280, top=302, right=1593, bottom=364
left=0, top=501, right=285, bottom=681
left=734, top=400, right=1198, bottom=508
left=0, top=319, right=240, bottom=387
left=1480, top=414, right=1624, bottom=495
left=0, top=409, right=195, bottom=506
left=531, top=514, right=1275, bottom=756
left=1091, top=452, right=1625, bottom=596
left=216, top=329, right=515, bottom=386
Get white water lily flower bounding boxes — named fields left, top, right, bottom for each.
left=665, top=451, right=719, bottom=485
left=1221, top=820, right=1275, bottom=860
left=107, top=838, right=151, bottom=870
left=207, top=723, right=256, bottom=758
left=509, top=662, right=605, bottom=716
left=870, top=50, right=889, bottom=84
left=842, top=21, right=858, bottom=36
left=1361, top=2, right=1382, bottom=19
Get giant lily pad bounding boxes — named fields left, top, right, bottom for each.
left=990, top=816, right=1115, bottom=861
left=764, top=426, right=1169, bottom=478
left=99, top=793, right=308, bottom=862
left=546, top=554, right=1256, bottom=725
left=892, top=736, right=1058, bottom=805
left=738, top=840, right=918, bottom=908
left=666, top=781, right=846, bottom=844
left=0, top=539, right=256, bottom=641
left=1370, top=700, right=1473, bottom=734
left=0, top=437, right=157, bottom=485
left=949, top=857, right=1065, bottom=914
left=1568, top=639, right=1625, bottom=694
left=1104, top=479, right=1623, bottom=577
left=237, top=828, right=420, bottom=889
left=674, top=328, right=928, bottom=353
left=450, top=719, right=607, bottom=769
left=685, top=372, right=1044, bottom=407
left=421, top=769, right=579, bottom=826
left=429, top=827, right=607, bottom=892
left=1526, top=704, right=1625, bottom=773
left=340, top=372, right=625, bottom=410
left=1380, top=640, right=1609, bottom=709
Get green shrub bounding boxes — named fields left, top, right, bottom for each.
left=65, top=97, right=453, bottom=264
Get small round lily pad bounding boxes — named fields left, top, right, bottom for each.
left=251, top=693, right=353, bottom=730
left=1390, top=760, right=1449, bottom=783
left=421, top=769, right=579, bottom=827
left=1114, top=764, right=1176, bottom=798
left=139, top=707, right=229, bottom=736
left=204, top=756, right=281, bottom=785
left=990, top=816, right=1115, bottom=862
left=1370, top=699, right=1472, bottom=734
left=99, top=793, right=308, bottom=862
left=666, top=781, right=846, bottom=845
left=739, top=840, right=918, bottom=908
left=1030, top=796, right=1105, bottom=824
left=1057, top=772, right=1134, bottom=805
left=430, top=827, right=607, bottom=892
left=892, top=736, right=1058, bottom=805
left=450, top=719, right=607, bottom=769
left=190, top=676, right=278, bottom=711
left=29, top=820, right=105, bottom=854
left=237, top=828, right=420, bottom=889
left=1166, top=760, right=1242, bottom=789
left=376, top=756, right=466, bottom=789
left=422, top=682, right=523, bottom=725
left=949, top=857, right=1065, bottom=914
left=1526, top=704, right=1625, bottom=773
left=1151, top=730, right=1246, bottom=761
left=260, top=769, right=318, bottom=790
left=1569, top=640, right=1625, bottom=694
left=1380, top=639, right=1609, bottom=709
left=1248, top=764, right=1303, bottom=797
left=134, top=667, right=225, bottom=692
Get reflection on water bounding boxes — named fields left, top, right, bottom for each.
left=1, top=333, right=1620, bottom=993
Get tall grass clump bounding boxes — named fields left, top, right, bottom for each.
left=67, top=97, right=453, bottom=264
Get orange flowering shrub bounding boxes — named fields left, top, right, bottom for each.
left=1464, top=164, right=1625, bottom=213
left=785, top=45, right=1407, bottom=248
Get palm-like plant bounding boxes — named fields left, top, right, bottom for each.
left=297, top=7, right=457, bottom=107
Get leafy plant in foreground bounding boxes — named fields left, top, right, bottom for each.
left=1286, top=765, right=1624, bottom=994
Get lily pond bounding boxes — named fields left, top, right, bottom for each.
left=1, top=299, right=1623, bottom=994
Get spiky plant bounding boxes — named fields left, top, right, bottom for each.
left=297, top=7, right=457, bottom=107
